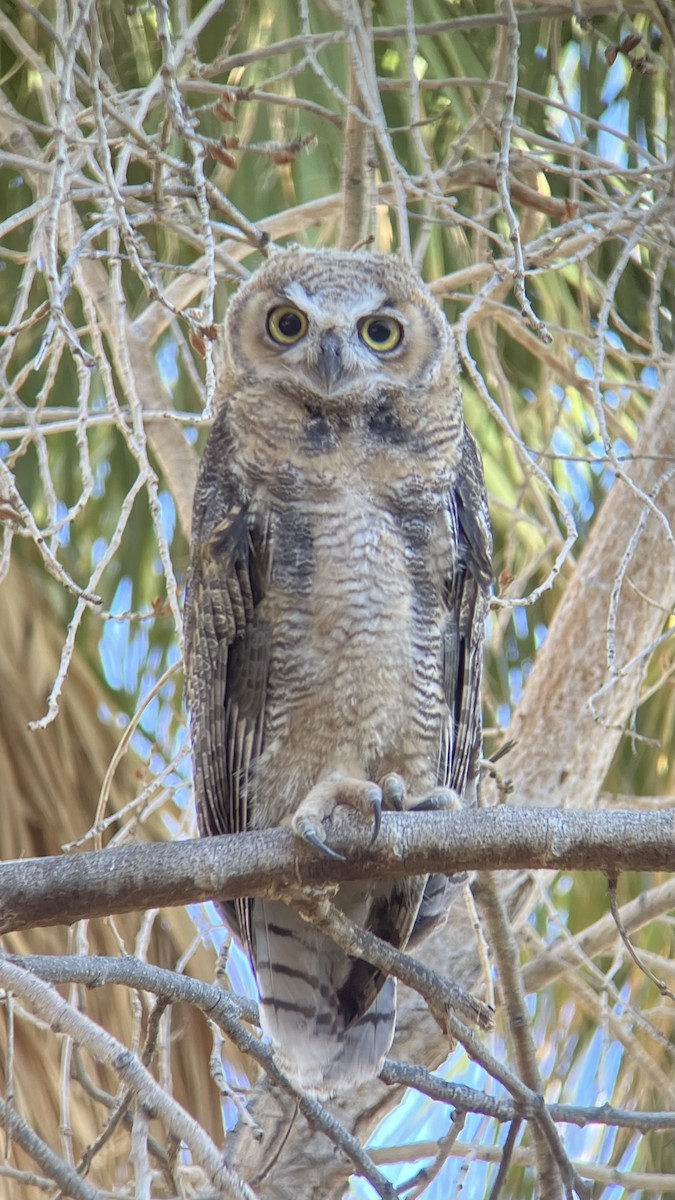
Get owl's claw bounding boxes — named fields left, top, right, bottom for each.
left=292, top=777, right=383, bottom=857
left=369, top=791, right=382, bottom=844
left=411, top=787, right=461, bottom=813
left=380, top=772, right=407, bottom=811
left=298, top=824, right=346, bottom=861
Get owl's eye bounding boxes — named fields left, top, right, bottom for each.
left=267, top=305, right=308, bottom=345
left=359, top=315, right=403, bottom=353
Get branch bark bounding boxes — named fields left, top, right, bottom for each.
left=0, top=959, right=258, bottom=1200
left=2, top=808, right=675, bottom=935
left=337, top=0, right=375, bottom=249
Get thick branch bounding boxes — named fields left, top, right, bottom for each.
left=2, top=808, right=675, bottom=934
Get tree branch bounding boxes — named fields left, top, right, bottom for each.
left=337, top=0, right=375, bottom=249
left=2, top=808, right=675, bottom=935
left=474, top=871, right=566, bottom=1198
left=379, top=1061, right=675, bottom=1134
left=0, top=1096, right=107, bottom=1200
left=286, top=887, right=494, bottom=1031
left=0, top=959, right=258, bottom=1200
left=0, top=952, right=398, bottom=1200
left=522, top=876, right=675, bottom=993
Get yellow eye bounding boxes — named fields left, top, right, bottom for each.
left=267, top=305, right=308, bottom=345
left=359, top=315, right=403, bottom=353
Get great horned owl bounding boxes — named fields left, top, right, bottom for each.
left=184, top=246, right=492, bottom=1096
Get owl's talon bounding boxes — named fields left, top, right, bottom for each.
left=292, top=777, right=383, bottom=856
left=300, top=826, right=346, bottom=861
left=411, top=787, right=461, bottom=813
left=369, top=790, right=382, bottom=844
left=380, top=773, right=407, bottom=811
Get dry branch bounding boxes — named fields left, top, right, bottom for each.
left=0, top=958, right=258, bottom=1200
left=1, top=807, right=675, bottom=935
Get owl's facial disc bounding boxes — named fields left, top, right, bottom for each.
left=263, top=296, right=406, bottom=399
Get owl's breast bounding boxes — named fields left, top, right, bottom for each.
left=251, top=489, right=447, bottom=822
left=268, top=495, right=416, bottom=685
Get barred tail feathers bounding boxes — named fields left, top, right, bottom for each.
left=252, top=895, right=396, bottom=1097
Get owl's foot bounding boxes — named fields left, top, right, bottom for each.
left=411, top=786, right=462, bottom=813
left=292, top=775, right=383, bottom=860
left=379, top=777, right=461, bottom=813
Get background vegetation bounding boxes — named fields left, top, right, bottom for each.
left=0, top=0, right=674, bottom=1197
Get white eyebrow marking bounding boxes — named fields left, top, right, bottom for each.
left=282, top=281, right=393, bottom=323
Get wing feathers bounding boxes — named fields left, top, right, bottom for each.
left=185, top=438, right=271, bottom=951
left=441, top=429, right=492, bottom=799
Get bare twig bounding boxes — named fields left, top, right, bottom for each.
left=337, top=0, right=375, bottom=249
left=287, top=887, right=494, bottom=1032
left=607, top=877, right=675, bottom=1003
left=475, top=874, right=566, bottom=1199
left=495, top=0, right=551, bottom=342
left=0, top=1096, right=106, bottom=1200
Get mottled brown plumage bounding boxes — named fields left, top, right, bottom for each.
left=184, top=246, right=492, bottom=1095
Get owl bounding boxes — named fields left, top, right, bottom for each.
left=184, top=246, right=492, bottom=1097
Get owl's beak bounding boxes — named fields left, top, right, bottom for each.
left=315, top=331, right=343, bottom=392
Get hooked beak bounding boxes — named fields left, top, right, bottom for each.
left=315, top=331, right=343, bottom=392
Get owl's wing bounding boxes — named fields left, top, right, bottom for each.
left=184, top=420, right=270, bottom=955
left=441, top=426, right=493, bottom=799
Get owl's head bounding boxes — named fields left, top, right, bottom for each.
left=223, top=247, right=454, bottom=408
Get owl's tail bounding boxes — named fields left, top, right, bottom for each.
left=252, top=895, right=396, bottom=1097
